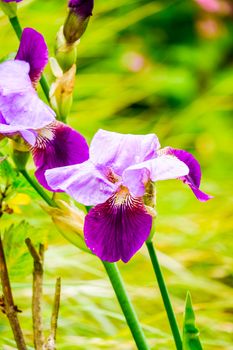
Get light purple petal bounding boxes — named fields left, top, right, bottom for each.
left=0, top=60, right=55, bottom=132
left=32, top=122, right=89, bottom=190
left=163, top=147, right=212, bottom=201
left=45, top=160, right=118, bottom=204
left=0, top=60, right=32, bottom=93
left=90, top=129, right=160, bottom=176
left=84, top=193, right=152, bottom=262
left=15, top=28, right=48, bottom=85
left=123, top=155, right=189, bottom=197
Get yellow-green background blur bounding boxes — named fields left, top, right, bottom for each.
left=0, top=0, right=232, bottom=349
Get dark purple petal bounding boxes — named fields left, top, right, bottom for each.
left=2, top=0, right=22, bottom=2
left=32, top=122, right=89, bottom=190
left=84, top=191, right=152, bottom=263
left=69, top=0, right=94, bottom=17
left=163, top=147, right=212, bottom=201
left=90, top=129, right=160, bottom=176
left=15, top=28, right=48, bottom=85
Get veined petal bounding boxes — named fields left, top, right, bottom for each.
left=15, top=28, right=48, bottom=85
left=90, top=129, right=160, bottom=176
left=0, top=60, right=32, bottom=93
left=32, top=122, right=89, bottom=190
left=84, top=191, right=152, bottom=262
left=123, top=155, right=189, bottom=197
left=0, top=61, right=55, bottom=131
left=45, top=159, right=118, bottom=204
left=163, top=147, right=212, bottom=201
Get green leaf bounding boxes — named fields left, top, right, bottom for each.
left=2, top=221, right=47, bottom=280
left=183, top=292, right=203, bottom=350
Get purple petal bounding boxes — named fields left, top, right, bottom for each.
left=45, top=159, right=118, bottom=204
left=0, top=60, right=55, bottom=135
left=32, top=122, right=89, bottom=190
left=84, top=192, right=152, bottom=262
left=69, top=0, right=94, bottom=17
left=123, top=155, right=189, bottom=197
left=163, top=147, right=212, bottom=201
left=15, top=28, right=48, bottom=85
left=90, top=129, right=160, bottom=176
left=2, top=0, right=22, bottom=2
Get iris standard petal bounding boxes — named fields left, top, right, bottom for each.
left=123, top=155, right=189, bottom=197
left=0, top=60, right=55, bottom=133
left=32, top=122, right=89, bottom=190
left=163, top=147, right=212, bottom=201
left=84, top=191, right=152, bottom=262
left=90, top=129, right=160, bottom=176
left=45, top=160, right=118, bottom=204
left=15, top=28, right=48, bottom=85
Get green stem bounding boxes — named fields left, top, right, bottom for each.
left=146, top=240, right=182, bottom=350
left=9, top=16, right=50, bottom=103
left=103, top=261, right=150, bottom=350
left=20, top=170, right=57, bottom=208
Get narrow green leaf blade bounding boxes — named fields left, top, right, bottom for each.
left=183, top=292, right=203, bottom=350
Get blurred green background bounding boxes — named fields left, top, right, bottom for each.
left=0, top=0, right=233, bottom=349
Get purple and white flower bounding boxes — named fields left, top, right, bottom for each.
left=45, top=129, right=211, bottom=263
left=0, top=27, right=89, bottom=189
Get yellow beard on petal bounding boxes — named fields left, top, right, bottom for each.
left=114, top=186, right=130, bottom=206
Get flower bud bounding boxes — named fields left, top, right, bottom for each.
left=50, top=61, right=76, bottom=123
left=10, top=137, right=30, bottom=171
left=63, top=0, right=94, bottom=44
left=55, top=26, right=78, bottom=72
left=42, top=200, right=91, bottom=253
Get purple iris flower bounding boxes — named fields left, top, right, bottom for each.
left=45, top=129, right=211, bottom=263
left=0, top=27, right=89, bottom=188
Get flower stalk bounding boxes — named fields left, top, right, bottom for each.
left=102, top=261, right=150, bottom=350
left=146, top=239, right=182, bottom=350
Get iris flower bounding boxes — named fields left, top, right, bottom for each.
left=0, top=28, right=89, bottom=189
left=45, top=129, right=211, bottom=263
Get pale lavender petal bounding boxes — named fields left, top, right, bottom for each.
left=45, top=160, right=118, bottom=204
left=84, top=193, right=152, bottom=262
left=163, top=147, right=212, bottom=201
left=20, top=130, right=37, bottom=145
left=32, top=122, right=89, bottom=190
left=90, top=129, right=160, bottom=176
left=0, top=60, right=31, bottom=93
left=123, top=155, right=189, bottom=197
left=0, top=60, right=55, bottom=131
left=15, top=28, right=48, bottom=85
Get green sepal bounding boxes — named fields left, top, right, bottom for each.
left=0, top=3, right=17, bottom=18
left=183, top=292, right=203, bottom=350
